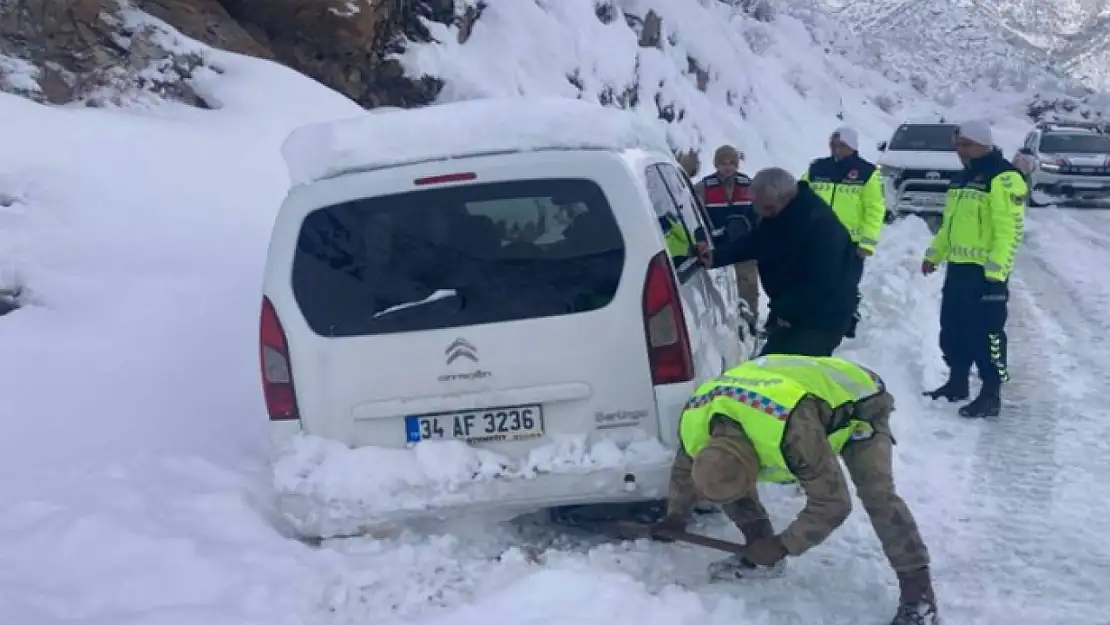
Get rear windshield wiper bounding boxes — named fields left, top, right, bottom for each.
left=325, top=290, right=463, bottom=337
left=372, top=289, right=460, bottom=319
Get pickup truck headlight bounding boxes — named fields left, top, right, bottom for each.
left=879, top=166, right=903, bottom=179
left=1038, top=156, right=1062, bottom=172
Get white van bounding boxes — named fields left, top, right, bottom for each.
left=262, top=97, right=751, bottom=534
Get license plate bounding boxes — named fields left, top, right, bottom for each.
left=405, top=404, right=544, bottom=443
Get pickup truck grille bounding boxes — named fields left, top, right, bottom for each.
left=895, top=169, right=958, bottom=184
left=1058, top=165, right=1110, bottom=177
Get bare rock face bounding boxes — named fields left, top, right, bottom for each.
left=215, top=0, right=449, bottom=108
left=0, top=0, right=450, bottom=109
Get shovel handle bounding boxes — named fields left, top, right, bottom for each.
left=611, top=521, right=746, bottom=554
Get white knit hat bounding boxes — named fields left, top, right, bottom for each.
left=831, top=126, right=859, bottom=151
left=957, top=120, right=993, bottom=146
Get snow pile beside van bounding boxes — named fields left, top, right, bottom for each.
left=273, top=431, right=672, bottom=538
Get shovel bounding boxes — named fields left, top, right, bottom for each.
left=600, top=520, right=747, bottom=555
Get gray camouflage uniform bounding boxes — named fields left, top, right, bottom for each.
left=666, top=391, right=933, bottom=593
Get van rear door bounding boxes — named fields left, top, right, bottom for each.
left=278, top=154, right=663, bottom=458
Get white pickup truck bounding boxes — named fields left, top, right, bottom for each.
left=876, top=122, right=963, bottom=229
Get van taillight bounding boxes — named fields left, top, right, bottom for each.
left=642, top=252, right=695, bottom=385
left=260, top=296, right=299, bottom=421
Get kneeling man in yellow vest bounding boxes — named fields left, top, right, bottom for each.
left=656, top=354, right=937, bottom=625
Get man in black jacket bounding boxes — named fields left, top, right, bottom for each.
left=701, top=167, right=858, bottom=357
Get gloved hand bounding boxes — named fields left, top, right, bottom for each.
left=741, top=535, right=788, bottom=566
left=646, top=514, right=687, bottom=542
left=920, top=260, right=936, bottom=275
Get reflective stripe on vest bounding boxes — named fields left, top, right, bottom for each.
left=745, top=354, right=882, bottom=405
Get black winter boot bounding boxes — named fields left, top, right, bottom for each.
left=923, top=373, right=970, bottom=402
left=890, top=567, right=939, bottom=625
left=959, top=386, right=1001, bottom=418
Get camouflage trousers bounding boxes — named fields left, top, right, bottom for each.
left=723, top=427, right=931, bottom=574
left=733, top=260, right=760, bottom=321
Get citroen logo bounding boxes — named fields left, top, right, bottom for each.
left=445, top=338, right=477, bottom=365
left=926, top=171, right=941, bottom=180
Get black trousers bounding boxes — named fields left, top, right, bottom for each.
left=939, top=263, right=1010, bottom=388
left=849, top=252, right=866, bottom=334
left=760, top=325, right=844, bottom=357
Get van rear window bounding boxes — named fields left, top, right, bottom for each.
left=291, top=178, right=626, bottom=337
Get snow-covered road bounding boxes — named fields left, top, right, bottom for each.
left=302, top=210, right=1110, bottom=625
left=4, top=14, right=1110, bottom=623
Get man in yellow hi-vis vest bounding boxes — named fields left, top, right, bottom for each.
left=653, top=355, right=937, bottom=625
left=801, top=126, right=886, bottom=339
left=921, top=120, right=1026, bottom=418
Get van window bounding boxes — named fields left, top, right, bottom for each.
left=644, top=165, right=697, bottom=276
left=657, top=163, right=709, bottom=243
left=292, top=178, right=625, bottom=338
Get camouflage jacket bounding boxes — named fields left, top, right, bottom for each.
left=666, top=391, right=895, bottom=555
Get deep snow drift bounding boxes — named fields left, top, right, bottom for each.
left=3, top=1, right=1107, bottom=624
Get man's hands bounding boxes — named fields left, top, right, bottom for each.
left=696, top=241, right=713, bottom=267
left=646, top=514, right=687, bottom=542
left=920, top=260, right=936, bottom=275
left=742, top=535, right=788, bottom=566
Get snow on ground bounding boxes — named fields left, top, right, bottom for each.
left=0, top=52, right=363, bottom=625
left=1, top=1, right=1103, bottom=624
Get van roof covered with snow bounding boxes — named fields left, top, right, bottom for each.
left=279, top=97, right=675, bottom=186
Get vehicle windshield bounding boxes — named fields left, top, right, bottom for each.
left=1039, top=133, right=1110, bottom=154
left=887, top=124, right=959, bottom=152
left=291, top=178, right=626, bottom=338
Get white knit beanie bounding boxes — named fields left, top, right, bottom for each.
left=831, top=126, right=859, bottom=151
left=957, top=120, right=993, bottom=147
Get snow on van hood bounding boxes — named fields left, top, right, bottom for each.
left=878, top=149, right=964, bottom=171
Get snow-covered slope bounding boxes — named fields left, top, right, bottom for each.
left=821, top=0, right=1110, bottom=91
left=815, top=0, right=1074, bottom=101
left=1, top=1, right=1081, bottom=623
left=401, top=0, right=963, bottom=175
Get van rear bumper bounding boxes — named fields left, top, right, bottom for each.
left=274, top=459, right=674, bottom=539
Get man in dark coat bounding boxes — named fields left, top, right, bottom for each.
left=700, top=166, right=858, bottom=357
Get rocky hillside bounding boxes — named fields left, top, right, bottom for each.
left=0, top=0, right=452, bottom=107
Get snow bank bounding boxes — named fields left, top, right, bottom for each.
left=281, top=96, right=673, bottom=186
left=0, top=49, right=360, bottom=625
left=272, top=432, right=672, bottom=537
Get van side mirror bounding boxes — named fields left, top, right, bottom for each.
left=876, top=141, right=887, bottom=152
left=1017, top=147, right=1033, bottom=155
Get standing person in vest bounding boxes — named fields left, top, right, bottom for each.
left=801, top=127, right=886, bottom=339
left=694, top=145, right=761, bottom=334
left=922, top=120, right=1026, bottom=418
left=651, top=354, right=938, bottom=625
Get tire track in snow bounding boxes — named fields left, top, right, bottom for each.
left=954, top=211, right=1110, bottom=622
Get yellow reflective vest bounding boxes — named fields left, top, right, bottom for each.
left=801, top=155, right=886, bottom=253
left=679, top=355, right=883, bottom=484
left=924, top=151, right=1027, bottom=282
left=661, top=214, right=693, bottom=259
